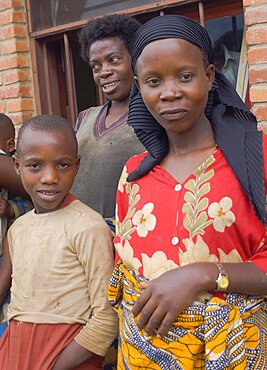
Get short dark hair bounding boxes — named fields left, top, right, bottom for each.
left=80, top=13, right=140, bottom=65
left=17, top=114, right=77, bottom=156
left=0, top=113, right=15, bottom=139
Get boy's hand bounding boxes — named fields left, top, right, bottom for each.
left=0, top=198, right=14, bottom=218
left=132, top=264, right=212, bottom=338
left=52, top=339, right=94, bottom=370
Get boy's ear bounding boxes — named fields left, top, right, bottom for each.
left=13, top=155, right=21, bottom=176
left=75, top=155, right=81, bottom=175
left=134, top=76, right=140, bottom=90
left=7, top=138, right=15, bottom=154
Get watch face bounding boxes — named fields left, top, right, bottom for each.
left=219, top=276, right=229, bottom=290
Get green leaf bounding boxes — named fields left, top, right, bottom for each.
left=131, top=184, right=139, bottom=196
left=194, top=211, right=208, bottom=229
left=182, top=203, right=194, bottom=218
left=184, top=179, right=196, bottom=192
left=184, top=191, right=196, bottom=204
left=121, top=219, right=133, bottom=235
left=195, top=198, right=209, bottom=213
left=183, top=214, right=192, bottom=232
left=198, top=169, right=214, bottom=186
left=197, top=183, right=211, bottom=197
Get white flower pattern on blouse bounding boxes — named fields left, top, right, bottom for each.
left=208, top=196, right=235, bottom=232
left=142, top=251, right=179, bottom=280
left=132, top=203, right=156, bottom=237
left=115, top=239, right=141, bottom=275
left=179, top=235, right=218, bottom=266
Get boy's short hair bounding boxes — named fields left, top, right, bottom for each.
left=80, top=13, right=140, bottom=65
left=17, top=114, right=78, bottom=156
left=0, top=113, right=15, bottom=140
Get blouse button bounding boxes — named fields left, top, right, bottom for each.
left=174, top=184, right=182, bottom=192
left=171, top=236, right=179, bottom=245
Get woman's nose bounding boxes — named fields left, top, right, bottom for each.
left=100, top=64, right=113, bottom=78
left=160, top=82, right=182, bottom=101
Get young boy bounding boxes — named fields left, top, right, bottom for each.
left=0, top=113, right=32, bottom=336
left=0, top=115, right=117, bottom=369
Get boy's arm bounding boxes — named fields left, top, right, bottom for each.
left=0, top=156, right=29, bottom=198
left=0, top=237, right=12, bottom=305
left=52, top=218, right=117, bottom=370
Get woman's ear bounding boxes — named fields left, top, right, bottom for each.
left=206, top=64, right=215, bottom=91
left=13, top=155, right=20, bottom=176
left=134, top=76, right=140, bottom=91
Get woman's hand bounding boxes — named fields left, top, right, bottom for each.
left=132, top=263, right=217, bottom=338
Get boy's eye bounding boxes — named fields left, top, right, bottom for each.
left=27, top=163, right=40, bottom=169
left=179, top=73, right=193, bottom=82
left=58, top=163, right=70, bottom=169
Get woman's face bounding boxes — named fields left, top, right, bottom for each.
left=89, top=36, right=133, bottom=102
left=135, top=38, right=214, bottom=135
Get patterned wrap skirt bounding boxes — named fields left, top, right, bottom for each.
left=108, top=261, right=267, bottom=370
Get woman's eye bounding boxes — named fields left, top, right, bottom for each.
left=147, top=78, right=160, bottom=86
left=180, top=73, right=193, bottom=82
left=91, top=64, right=101, bottom=73
left=111, top=57, right=120, bottom=64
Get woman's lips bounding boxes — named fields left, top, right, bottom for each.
left=160, top=109, right=188, bottom=121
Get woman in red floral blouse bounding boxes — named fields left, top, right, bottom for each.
left=108, top=15, right=267, bottom=369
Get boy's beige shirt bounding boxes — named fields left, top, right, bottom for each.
left=7, top=199, right=118, bottom=357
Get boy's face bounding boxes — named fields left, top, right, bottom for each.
left=135, top=38, right=214, bottom=135
left=14, top=128, right=80, bottom=214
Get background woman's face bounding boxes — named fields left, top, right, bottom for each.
left=89, top=36, right=133, bottom=102
left=135, top=38, right=214, bottom=134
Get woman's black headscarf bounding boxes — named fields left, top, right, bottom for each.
left=127, top=14, right=266, bottom=226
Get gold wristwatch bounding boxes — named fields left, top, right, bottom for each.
left=215, top=262, right=229, bottom=291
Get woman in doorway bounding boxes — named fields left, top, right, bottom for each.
left=71, top=14, right=144, bottom=232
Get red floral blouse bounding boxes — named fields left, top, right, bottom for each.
left=114, top=135, right=267, bottom=283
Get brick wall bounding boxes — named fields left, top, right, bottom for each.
left=244, top=0, right=267, bottom=133
left=0, top=0, right=35, bottom=130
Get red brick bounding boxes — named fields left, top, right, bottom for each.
left=252, top=104, right=267, bottom=120
left=6, top=98, right=34, bottom=112
left=0, top=0, right=24, bottom=11
left=257, top=121, right=267, bottom=134
left=245, top=5, right=267, bottom=26
left=244, top=0, right=267, bottom=5
left=248, top=46, right=267, bottom=64
left=249, top=66, right=267, bottom=83
left=0, top=11, right=26, bottom=25
left=9, top=111, right=34, bottom=125
left=0, top=86, right=5, bottom=99
left=4, top=84, right=32, bottom=98
left=0, top=39, right=29, bottom=54
left=246, top=25, right=267, bottom=45
left=0, top=101, right=6, bottom=112
left=0, top=23, right=27, bottom=39
left=3, top=69, right=31, bottom=84
left=249, top=84, right=267, bottom=102
left=0, top=55, right=30, bottom=70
